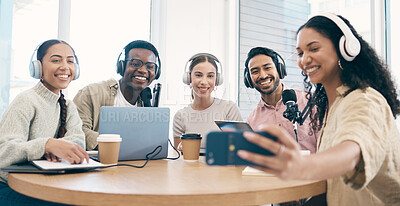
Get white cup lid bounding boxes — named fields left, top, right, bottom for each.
left=97, top=134, right=122, bottom=142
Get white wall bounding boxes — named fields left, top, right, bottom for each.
left=151, top=0, right=240, bottom=129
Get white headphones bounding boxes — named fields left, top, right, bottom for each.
left=29, top=41, right=80, bottom=80
left=316, top=13, right=361, bottom=61
left=182, top=53, right=223, bottom=86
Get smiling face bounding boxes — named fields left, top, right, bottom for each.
left=296, top=27, right=342, bottom=87
left=248, top=54, right=281, bottom=96
left=121, top=48, right=157, bottom=91
left=190, top=62, right=217, bottom=99
left=41, top=43, right=77, bottom=94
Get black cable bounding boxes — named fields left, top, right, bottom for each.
left=166, top=139, right=180, bottom=160
left=101, top=139, right=180, bottom=169
left=103, top=145, right=162, bottom=168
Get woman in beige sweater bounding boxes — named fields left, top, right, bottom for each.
left=0, top=39, right=88, bottom=205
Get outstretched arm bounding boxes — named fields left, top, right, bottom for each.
left=238, top=125, right=360, bottom=180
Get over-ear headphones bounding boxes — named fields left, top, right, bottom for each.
left=182, top=53, right=223, bottom=86
left=244, top=51, right=286, bottom=88
left=29, top=41, right=80, bottom=80
left=116, top=43, right=161, bottom=80
left=316, top=13, right=361, bottom=61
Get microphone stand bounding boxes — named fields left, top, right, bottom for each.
left=292, top=111, right=301, bottom=142
left=152, top=83, right=161, bottom=107
left=283, top=102, right=301, bottom=142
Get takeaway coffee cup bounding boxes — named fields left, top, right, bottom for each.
left=180, top=133, right=202, bottom=160
left=97, top=134, right=122, bottom=164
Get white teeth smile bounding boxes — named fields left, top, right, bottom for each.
left=259, top=79, right=272, bottom=85
left=56, top=74, right=69, bottom=78
left=306, top=66, right=320, bottom=74
left=135, top=76, right=147, bottom=81
left=199, top=88, right=208, bottom=91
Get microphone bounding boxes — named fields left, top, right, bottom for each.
left=152, top=83, right=161, bottom=107
left=140, top=87, right=152, bottom=107
left=282, top=89, right=301, bottom=142
left=282, top=89, right=301, bottom=122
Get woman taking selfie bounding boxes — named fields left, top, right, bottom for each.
left=238, top=14, right=400, bottom=205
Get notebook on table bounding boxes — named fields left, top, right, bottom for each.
left=1, top=159, right=105, bottom=174
left=99, top=107, right=170, bottom=161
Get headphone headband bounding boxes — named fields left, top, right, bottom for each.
left=29, top=40, right=80, bottom=80
left=116, top=44, right=161, bottom=79
left=243, top=48, right=287, bottom=89
left=182, top=53, right=223, bottom=86
left=315, top=13, right=361, bottom=61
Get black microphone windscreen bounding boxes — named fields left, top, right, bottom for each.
left=282, top=89, right=297, bottom=104
left=140, top=87, right=152, bottom=98
left=140, top=87, right=152, bottom=107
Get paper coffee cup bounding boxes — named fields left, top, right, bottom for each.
left=181, top=133, right=202, bottom=160
left=97, top=134, right=122, bottom=164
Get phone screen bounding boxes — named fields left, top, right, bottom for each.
left=206, top=131, right=276, bottom=166
left=214, top=121, right=253, bottom=132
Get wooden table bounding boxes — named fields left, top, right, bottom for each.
left=8, top=157, right=326, bottom=205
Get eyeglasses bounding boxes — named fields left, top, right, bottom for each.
left=125, top=58, right=158, bottom=72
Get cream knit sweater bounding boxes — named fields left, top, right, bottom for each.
left=0, top=82, right=85, bottom=182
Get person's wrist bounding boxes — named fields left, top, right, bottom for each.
left=45, top=138, right=56, bottom=153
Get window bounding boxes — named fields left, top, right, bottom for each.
left=10, top=0, right=59, bottom=101
left=238, top=0, right=373, bottom=120
left=68, top=0, right=151, bottom=98
left=1, top=0, right=151, bottom=118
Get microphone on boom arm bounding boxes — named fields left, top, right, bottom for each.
left=282, top=89, right=316, bottom=142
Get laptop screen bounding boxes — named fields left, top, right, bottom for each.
left=99, top=107, right=170, bottom=161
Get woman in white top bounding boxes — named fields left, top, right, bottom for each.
left=173, top=53, right=242, bottom=149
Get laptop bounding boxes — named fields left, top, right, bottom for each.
left=99, top=107, right=170, bottom=161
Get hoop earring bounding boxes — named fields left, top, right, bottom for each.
left=338, top=60, right=344, bottom=70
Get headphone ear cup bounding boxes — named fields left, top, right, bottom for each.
left=116, top=60, right=124, bottom=76
left=344, top=35, right=361, bottom=58
left=215, top=74, right=223, bottom=86
left=29, top=60, right=42, bottom=79
left=243, top=68, right=254, bottom=88
left=182, top=71, right=191, bottom=85
left=73, top=63, right=80, bottom=80
left=155, top=68, right=160, bottom=80
left=339, top=35, right=360, bottom=61
left=277, top=62, right=287, bottom=79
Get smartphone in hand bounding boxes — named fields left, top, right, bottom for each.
left=214, top=120, right=253, bottom=132
left=206, top=131, right=277, bottom=166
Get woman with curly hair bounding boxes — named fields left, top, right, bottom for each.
left=237, top=13, right=400, bottom=205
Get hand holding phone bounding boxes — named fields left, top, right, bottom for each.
left=206, top=131, right=277, bottom=166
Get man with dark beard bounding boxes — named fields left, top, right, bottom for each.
left=243, top=47, right=317, bottom=153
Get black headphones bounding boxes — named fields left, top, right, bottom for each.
left=244, top=51, right=286, bottom=88
left=116, top=41, right=161, bottom=80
